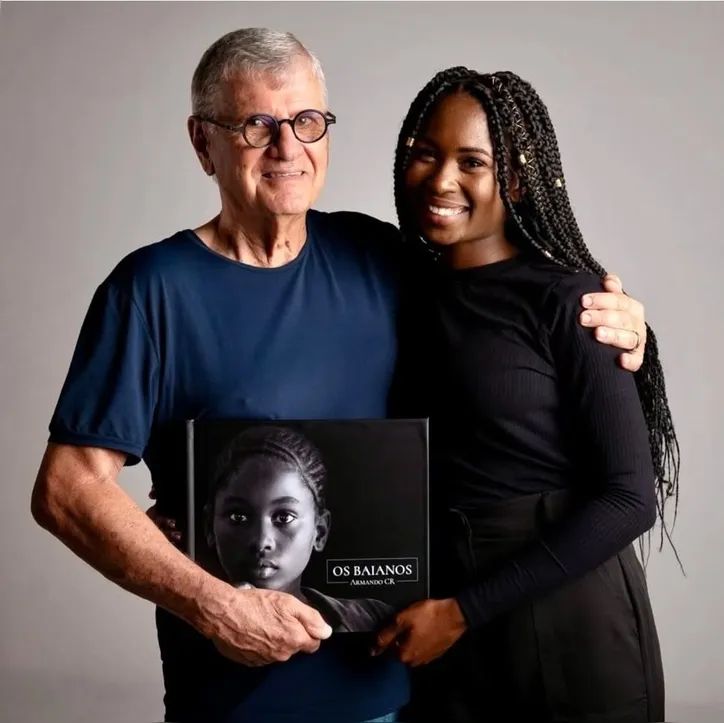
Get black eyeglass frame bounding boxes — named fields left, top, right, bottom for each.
left=195, top=109, right=337, bottom=148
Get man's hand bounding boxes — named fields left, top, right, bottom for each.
left=145, top=485, right=333, bottom=664
left=372, top=598, right=467, bottom=667
left=206, top=585, right=333, bottom=666
left=579, top=273, right=647, bottom=372
left=31, top=444, right=331, bottom=670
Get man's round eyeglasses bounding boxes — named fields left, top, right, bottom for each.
left=196, top=109, right=336, bottom=148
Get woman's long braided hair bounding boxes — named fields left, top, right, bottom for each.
left=394, top=67, right=681, bottom=564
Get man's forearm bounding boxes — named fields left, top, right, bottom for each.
left=31, top=443, right=228, bottom=638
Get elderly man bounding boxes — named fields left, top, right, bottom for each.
left=30, top=27, right=648, bottom=723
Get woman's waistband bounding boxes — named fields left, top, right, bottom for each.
left=440, top=488, right=583, bottom=542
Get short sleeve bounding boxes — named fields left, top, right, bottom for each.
left=48, top=281, right=159, bottom=466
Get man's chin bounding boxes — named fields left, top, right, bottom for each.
left=257, top=185, right=318, bottom=217
left=263, top=201, right=315, bottom=218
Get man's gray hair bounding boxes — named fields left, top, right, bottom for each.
left=191, top=27, right=327, bottom=118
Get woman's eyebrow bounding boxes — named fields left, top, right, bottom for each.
left=218, top=495, right=301, bottom=505
left=271, top=496, right=301, bottom=505
left=458, top=145, right=493, bottom=159
left=218, top=494, right=251, bottom=504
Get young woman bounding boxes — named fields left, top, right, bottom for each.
left=204, top=424, right=394, bottom=634
left=373, top=68, right=680, bottom=723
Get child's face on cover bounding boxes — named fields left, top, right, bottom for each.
left=211, top=455, right=327, bottom=592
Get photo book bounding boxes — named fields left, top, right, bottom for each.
left=161, top=418, right=430, bottom=635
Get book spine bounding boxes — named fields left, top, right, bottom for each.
left=186, top=419, right=196, bottom=559
left=423, top=417, right=431, bottom=598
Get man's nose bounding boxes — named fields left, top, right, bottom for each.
left=268, top=122, right=302, bottom=161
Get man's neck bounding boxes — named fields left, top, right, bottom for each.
left=195, top=209, right=308, bottom=268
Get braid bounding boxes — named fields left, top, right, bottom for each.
left=211, top=425, right=328, bottom=515
left=394, top=69, right=682, bottom=566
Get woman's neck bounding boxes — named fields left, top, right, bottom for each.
left=447, top=234, right=519, bottom=270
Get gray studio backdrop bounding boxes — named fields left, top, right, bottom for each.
left=0, top=2, right=721, bottom=722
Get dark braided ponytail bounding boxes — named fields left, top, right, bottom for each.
left=394, top=68, right=682, bottom=565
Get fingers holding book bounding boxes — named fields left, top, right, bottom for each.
left=207, top=585, right=333, bottom=666
left=146, top=495, right=183, bottom=547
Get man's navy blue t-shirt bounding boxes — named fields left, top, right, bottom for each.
left=47, top=209, right=411, bottom=723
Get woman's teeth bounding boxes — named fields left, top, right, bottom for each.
left=429, top=205, right=466, bottom=217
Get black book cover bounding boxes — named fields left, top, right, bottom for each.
left=177, top=418, right=429, bottom=634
